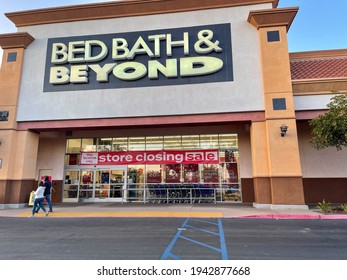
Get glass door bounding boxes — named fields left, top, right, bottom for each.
left=68, top=167, right=127, bottom=202
left=63, top=170, right=80, bottom=202
left=79, top=169, right=95, bottom=202
left=110, top=168, right=127, bottom=202
left=94, top=167, right=127, bottom=202
left=94, top=169, right=111, bottom=201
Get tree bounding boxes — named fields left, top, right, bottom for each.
left=309, top=94, right=347, bottom=151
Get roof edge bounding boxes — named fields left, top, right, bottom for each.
left=5, top=0, right=277, bottom=28
left=292, top=77, right=347, bottom=84
left=290, top=49, right=347, bottom=60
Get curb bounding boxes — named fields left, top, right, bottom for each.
left=15, top=211, right=224, bottom=218
left=228, top=214, right=347, bottom=220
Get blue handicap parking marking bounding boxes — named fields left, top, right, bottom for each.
left=161, top=218, right=228, bottom=260
left=160, top=218, right=189, bottom=260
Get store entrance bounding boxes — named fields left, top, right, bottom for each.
left=64, top=166, right=127, bottom=202
left=79, top=167, right=127, bottom=202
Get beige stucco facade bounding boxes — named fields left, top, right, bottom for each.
left=0, top=0, right=346, bottom=208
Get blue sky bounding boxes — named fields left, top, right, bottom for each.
left=0, top=0, right=346, bottom=53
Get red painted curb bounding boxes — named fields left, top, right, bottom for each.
left=319, top=214, right=347, bottom=220
left=228, top=214, right=347, bottom=220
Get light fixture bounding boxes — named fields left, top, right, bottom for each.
left=280, top=124, right=288, bottom=137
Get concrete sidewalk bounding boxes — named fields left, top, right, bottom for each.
left=1, top=202, right=347, bottom=219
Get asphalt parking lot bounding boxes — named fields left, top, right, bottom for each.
left=0, top=217, right=346, bottom=260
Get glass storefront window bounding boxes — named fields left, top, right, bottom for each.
left=65, top=154, right=80, bottom=166
left=220, top=162, right=239, bottom=186
left=200, top=134, right=219, bottom=149
left=129, top=137, right=145, bottom=151
left=164, top=135, right=181, bottom=150
left=182, top=135, right=200, bottom=149
left=183, top=164, right=199, bottom=183
left=165, top=164, right=181, bottom=183
left=112, top=137, right=128, bottom=151
left=219, top=134, right=237, bottom=149
left=220, top=162, right=241, bottom=202
left=64, top=133, right=241, bottom=203
left=146, top=165, right=162, bottom=184
left=81, top=138, right=97, bottom=152
left=226, top=150, right=238, bottom=162
left=66, top=139, right=81, bottom=153
left=202, top=164, right=219, bottom=184
left=128, top=165, right=145, bottom=200
left=220, top=149, right=238, bottom=163
left=97, top=138, right=112, bottom=151
left=128, top=165, right=145, bottom=186
left=146, top=136, right=163, bottom=150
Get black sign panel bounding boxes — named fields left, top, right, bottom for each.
left=43, top=23, right=233, bottom=92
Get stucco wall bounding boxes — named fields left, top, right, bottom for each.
left=298, top=122, right=347, bottom=178
left=16, top=4, right=269, bottom=121
left=294, top=94, right=335, bottom=111
left=36, top=133, right=66, bottom=181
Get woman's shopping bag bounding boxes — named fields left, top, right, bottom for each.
left=28, top=192, right=35, bottom=206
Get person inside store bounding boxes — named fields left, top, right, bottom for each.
left=28, top=181, right=49, bottom=218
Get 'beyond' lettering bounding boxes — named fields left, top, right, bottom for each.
left=43, top=24, right=233, bottom=92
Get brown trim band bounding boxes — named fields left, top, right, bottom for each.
left=303, top=178, right=347, bottom=204
left=295, top=110, right=327, bottom=120
left=248, top=7, right=299, bottom=31
left=6, top=0, right=277, bottom=27
left=17, top=111, right=265, bottom=131
left=292, top=78, right=347, bottom=84
left=292, top=79, right=347, bottom=95
left=0, top=179, right=35, bottom=204
left=0, top=32, right=34, bottom=49
left=290, top=49, right=347, bottom=60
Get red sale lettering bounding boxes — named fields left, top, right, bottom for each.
left=80, top=149, right=219, bottom=165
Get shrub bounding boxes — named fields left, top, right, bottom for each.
left=317, top=199, right=332, bottom=213
left=341, top=204, right=347, bottom=212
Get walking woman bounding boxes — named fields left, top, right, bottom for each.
left=28, top=181, right=49, bottom=217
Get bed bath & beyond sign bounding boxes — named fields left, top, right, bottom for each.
left=44, top=24, right=233, bottom=91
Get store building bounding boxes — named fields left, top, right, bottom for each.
left=0, top=0, right=346, bottom=209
